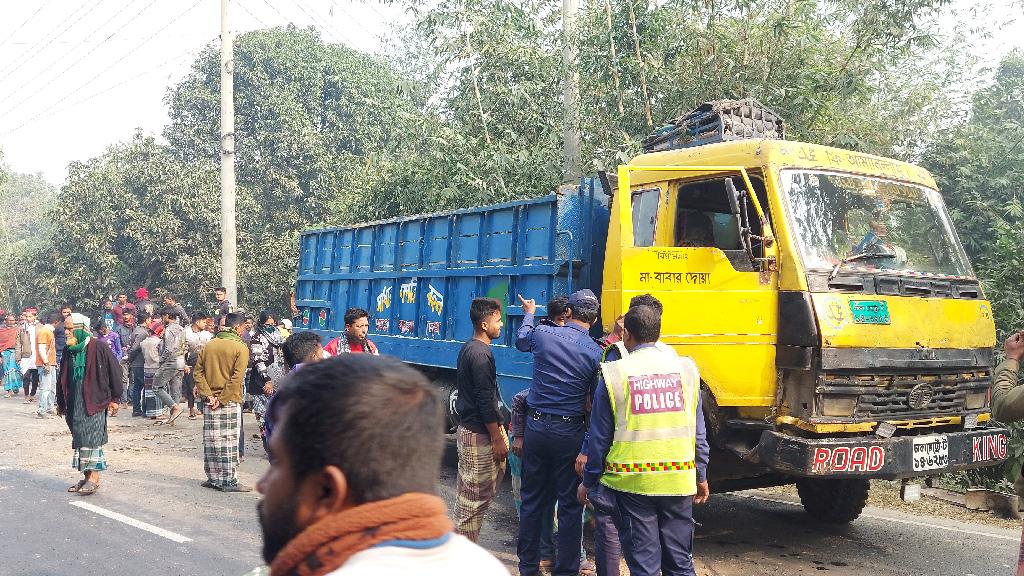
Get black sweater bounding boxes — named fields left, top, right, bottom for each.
left=455, top=338, right=501, bottom=433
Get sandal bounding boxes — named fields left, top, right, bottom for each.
left=68, top=479, right=86, bottom=493
left=155, top=406, right=184, bottom=426
left=77, top=481, right=100, bottom=495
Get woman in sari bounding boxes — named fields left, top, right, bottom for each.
left=56, top=313, right=122, bottom=495
left=0, top=313, right=22, bottom=397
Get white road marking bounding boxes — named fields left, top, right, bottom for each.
left=69, top=501, right=192, bottom=543
left=735, top=493, right=1019, bottom=542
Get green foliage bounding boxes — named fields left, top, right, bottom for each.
left=923, top=51, right=1024, bottom=489
left=33, top=132, right=220, bottom=314
left=0, top=158, right=57, bottom=313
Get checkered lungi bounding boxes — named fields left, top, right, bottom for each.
left=72, top=446, right=107, bottom=472
left=454, top=425, right=507, bottom=542
left=203, top=402, right=241, bottom=488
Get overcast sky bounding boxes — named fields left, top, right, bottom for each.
left=0, top=0, right=1021, bottom=184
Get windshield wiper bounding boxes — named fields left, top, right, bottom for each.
left=829, top=251, right=897, bottom=281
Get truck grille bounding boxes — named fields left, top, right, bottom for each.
left=817, top=370, right=990, bottom=419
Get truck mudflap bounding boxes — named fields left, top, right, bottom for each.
left=757, top=427, right=1010, bottom=480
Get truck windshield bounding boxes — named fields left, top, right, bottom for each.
left=781, top=170, right=974, bottom=278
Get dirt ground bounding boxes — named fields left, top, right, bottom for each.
left=760, top=480, right=1019, bottom=530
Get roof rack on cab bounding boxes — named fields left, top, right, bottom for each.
left=642, top=98, right=786, bottom=153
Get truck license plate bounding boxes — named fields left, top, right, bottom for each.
left=850, top=300, right=890, bottom=324
left=912, top=435, right=949, bottom=471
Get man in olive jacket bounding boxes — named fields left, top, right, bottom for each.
left=991, top=332, right=1024, bottom=576
left=194, top=312, right=250, bottom=492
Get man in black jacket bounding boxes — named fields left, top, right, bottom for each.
left=453, top=297, right=507, bottom=543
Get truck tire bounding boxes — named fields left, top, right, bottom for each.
left=438, top=378, right=459, bottom=434
left=796, top=478, right=869, bottom=524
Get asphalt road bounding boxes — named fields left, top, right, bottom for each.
left=0, top=397, right=1017, bottom=575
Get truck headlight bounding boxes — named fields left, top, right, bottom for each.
left=965, top=391, right=987, bottom=410
left=820, top=395, right=858, bottom=417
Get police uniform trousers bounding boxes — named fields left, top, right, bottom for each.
left=517, top=412, right=585, bottom=576
left=589, top=483, right=623, bottom=576
left=612, top=488, right=696, bottom=576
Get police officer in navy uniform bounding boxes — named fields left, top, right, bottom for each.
left=579, top=304, right=710, bottom=576
left=515, top=289, right=604, bottom=576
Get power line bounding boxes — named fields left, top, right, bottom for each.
left=327, top=0, right=373, bottom=35
left=3, top=40, right=212, bottom=136
left=0, top=0, right=205, bottom=135
left=0, top=2, right=53, bottom=52
left=259, top=0, right=291, bottom=24
left=0, top=0, right=149, bottom=112
left=294, top=0, right=347, bottom=45
left=0, top=0, right=105, bottom=80
left=237, top=0, right=271, bottom=29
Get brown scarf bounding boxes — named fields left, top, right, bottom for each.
left=270, top=493, right=453, bottom=576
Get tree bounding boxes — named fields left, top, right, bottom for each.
left=923, top=51, right=1024, bottom=333
left=0, top=155, right=57, bottom=312
left=921, top=51, right=1024, bottom=488
left=164, top=25, right=442, bottom=311
left=37, top=132, right=220, bottom=314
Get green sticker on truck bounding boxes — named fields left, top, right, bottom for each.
left=849, top=300, right=890, bottom=325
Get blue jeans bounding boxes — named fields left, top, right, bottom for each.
left=517, top=414, right=585, bottom=576
left=36, top=367, right=56, bottom=415
left=613, top=489, right=696, bottom=576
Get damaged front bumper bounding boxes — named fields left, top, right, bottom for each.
left=757, top=426, right=1010, bottom=480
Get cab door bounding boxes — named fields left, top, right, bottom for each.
left=601, top=165, right=780, bottom=407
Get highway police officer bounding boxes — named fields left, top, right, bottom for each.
left=515, top=289, right=604, bottom=576
left=579, top=304, right=710, bottom=576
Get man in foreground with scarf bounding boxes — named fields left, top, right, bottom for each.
left=194, top=312, right=251, bottom=492
left=256, top=354, right=507, bottom=576
left=56, top=313, right=123, bottom=496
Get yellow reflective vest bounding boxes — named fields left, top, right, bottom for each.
left=599, top=345, right=700, bottom=496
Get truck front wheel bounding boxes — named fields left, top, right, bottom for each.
left=438, top=378, right=459, bottom=434
left=796, top=478, right=869, bottom=523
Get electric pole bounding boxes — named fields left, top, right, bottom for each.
left=561, top=0, right=581, bottom=183
left=220, top=0, right=238, bottom=305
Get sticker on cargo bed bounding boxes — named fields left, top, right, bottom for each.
left=810, top=446, right=885, bottom=474
left=302, top=309, right=310, bottom=327
left=972, top=433, right=1008, bottom=463
left=426, top=321, right=441, bottom=335
left=911, top=435, right=949, bottom=472
left=628, top=374, right=684, bottom=415
left=376, top=286, right=392, bottom=312
left=318, top=309, right=328, bottom=328
left=427, top=284, right=444, bottom=315
left=375, top=319, right=390, bottom=332
left=849, top=300, right=890, bottom=325
left=399, top=320, right=415, bottom=334
left=400, top=280, right=418, bottom=304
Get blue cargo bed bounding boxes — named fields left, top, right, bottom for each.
left=295, top=178, right=610, bottom=404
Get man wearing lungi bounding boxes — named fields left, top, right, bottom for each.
left=194, top=312, right=251, bottom=492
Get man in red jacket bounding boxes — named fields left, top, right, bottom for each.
left=56, top=313, right=123, bottom=496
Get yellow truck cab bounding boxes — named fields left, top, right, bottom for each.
left=602, top=101, right=1009, bottom=522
